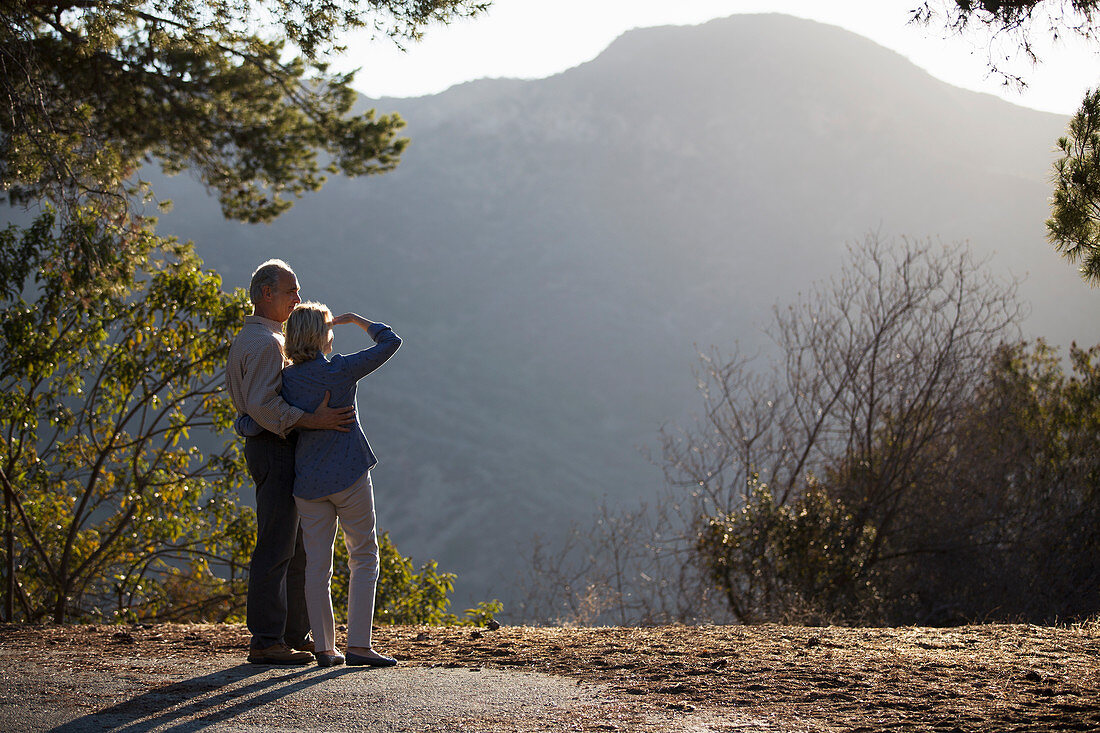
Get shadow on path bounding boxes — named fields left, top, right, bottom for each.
left=49, top=663, right=351, bottom=733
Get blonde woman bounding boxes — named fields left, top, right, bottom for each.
left=278, top=301, right=402, bottom=667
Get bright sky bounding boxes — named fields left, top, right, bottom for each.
left=336, top=0, right=1099, bottom=114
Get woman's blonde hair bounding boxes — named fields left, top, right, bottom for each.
left=285, top=301, right=332, bottom=364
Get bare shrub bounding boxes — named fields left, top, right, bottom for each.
left=525, top=233, right=1031, bottom=625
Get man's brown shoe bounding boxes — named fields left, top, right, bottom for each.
left=291, top=640, right=315, bottom=653
left=247, top=643, right=314, bottom=665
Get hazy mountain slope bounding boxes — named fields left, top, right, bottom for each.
left=149, top=14, right=1096, bottom=614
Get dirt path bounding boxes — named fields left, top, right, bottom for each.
left=0, top=657, right=663, bottom=732
left=0, top=645, right=766, bottom=732
left=1, top=622, right=1097, bottom=732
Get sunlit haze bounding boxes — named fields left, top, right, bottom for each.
left=335, top=0, right=1099, bottom=114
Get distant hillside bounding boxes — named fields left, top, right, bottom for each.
left=147, top=14, right=1096, bottom=615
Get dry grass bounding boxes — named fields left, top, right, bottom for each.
left=2, top=622, right=1098, bottom=731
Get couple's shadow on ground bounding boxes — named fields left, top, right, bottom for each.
left=49, top=662, right=379, bottom=732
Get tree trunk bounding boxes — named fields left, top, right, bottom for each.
left=53, top=582, right=69, bottom=624
left=4, top=489, right=12, bottom=622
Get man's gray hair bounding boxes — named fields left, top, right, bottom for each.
left=249, top=259, right=294, bottom=304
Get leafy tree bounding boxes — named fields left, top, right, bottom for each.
left=1, top=213, right=501, bottom=625
left=917, top=338, right=1100, bottom=622
left=0, top=0, right=492, bottom=623
left=0, top=210, right=252, bottom=623
left=1, top=0, right=486, bottom=234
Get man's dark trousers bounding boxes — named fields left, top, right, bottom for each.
left=243, top=430, right=310, bottom=649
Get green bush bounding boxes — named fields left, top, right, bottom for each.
left=697, top=480, right=878, bottom=623
left=331, top=530, right=501, bottom=626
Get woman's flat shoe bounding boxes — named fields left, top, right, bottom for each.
left=346, top=650, right=397, bottom=667
left=316, top=652, right=345, bottom=667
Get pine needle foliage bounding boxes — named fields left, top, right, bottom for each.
left=1049, top=88, right=1100, bottom=284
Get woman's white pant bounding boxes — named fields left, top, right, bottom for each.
left=294, top=469, right=379, bottom=653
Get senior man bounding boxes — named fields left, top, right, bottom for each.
left=226, top=259, right=354, bottom=664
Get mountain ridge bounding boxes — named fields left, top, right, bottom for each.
left=145, top=14, right=1093, bottom=616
